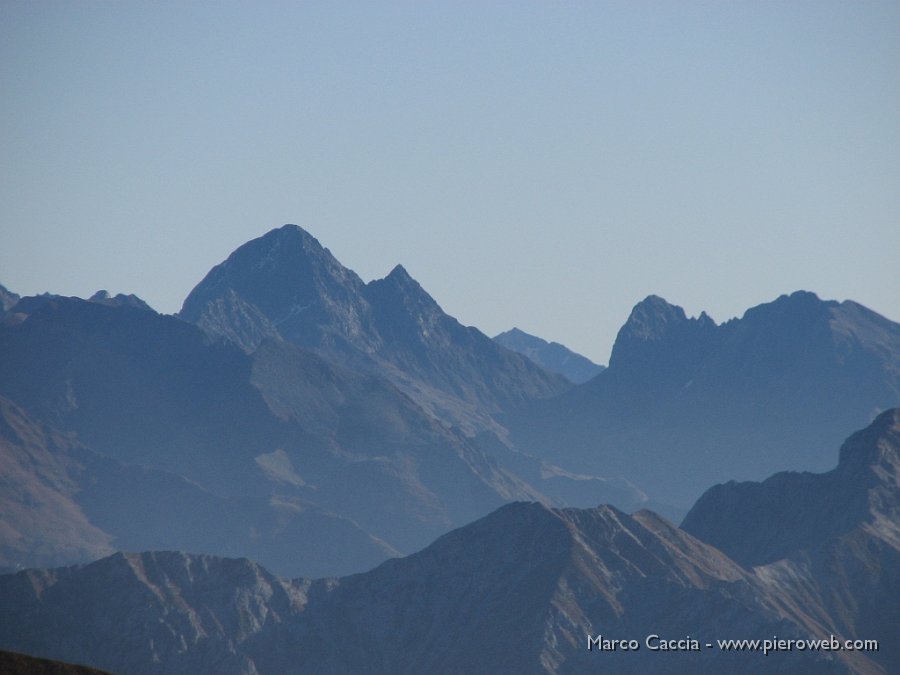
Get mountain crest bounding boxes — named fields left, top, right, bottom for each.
left=838, top=408, right=900, bottom=477
left=493, top=327, right=605, bottom=384
left=607, top=295, right=719, bottom=378
left=180, top=225, right=374, bottom=354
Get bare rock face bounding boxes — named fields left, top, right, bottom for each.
left=0, top=296, right=545, bottom=578
left=682, top=408, right=900, bottom=567
left=0, top=551, right=310, bottom=675
left=180, top=225, right=570, bottom=434
left=2, top=412, right=897, bottom=674
left=509, top=291, right=900, bottom=508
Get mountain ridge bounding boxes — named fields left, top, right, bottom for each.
left=493, top=327, right=605, bottom=384
left=2, top=411, right=897, bottom=673
left=507, top=291, right=900, bottom=507
left=179, top=225, right=571, bottom=434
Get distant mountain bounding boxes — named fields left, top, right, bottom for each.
left=180, top=225, right=570, bottom=433
left=0, top=393, right=396, bottom=578
left=87, top=289, right=154, bottom=311
left=493, top=327, right=605, bottom=384
left=2, top=412, right=896, bottom=674
left=508, top=291, right=900, bottom=508
left=0, top=296, right=551, bottom=576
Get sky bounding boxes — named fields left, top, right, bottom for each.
left=2, top=1, right=898, bottom=363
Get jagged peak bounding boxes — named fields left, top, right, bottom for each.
left=495, top=327, right=542, bottom=342
left=624, top=295, right=687, bottom=333
left=87, top=290, right=153, bottom=312
left=837, top=408, right=900, bottom=474
left=368, top=264, right=438, bottom=309
left=248, top=224, right=332, bottom=261
left=740, top=290, right=833, bottom=322
left=180, top=224, right=364, bottom=322
left=386, top=263, right=412, bottom=281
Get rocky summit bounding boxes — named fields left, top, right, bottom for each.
left=180, top=225, right=570, bottom=433
left=508, top=291, right=900, bottom=508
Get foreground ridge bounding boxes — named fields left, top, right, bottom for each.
left=1, top=411, right=897, bottom=674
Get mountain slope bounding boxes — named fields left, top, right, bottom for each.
left=682, top=408, right=900, bottom=567
left=508, top=292, right=900, bottom=507
left=4, top=411, right=897, bottom=674
left=0, top=296, right=544, bottom=576
left=180, top=225, right=570, bottom=433
left=493, top=327, right=605, bottom=384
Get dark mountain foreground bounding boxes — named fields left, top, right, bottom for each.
left=0, top=649, right=111, bottom=675
left=2, top=411, right=897, bottom=674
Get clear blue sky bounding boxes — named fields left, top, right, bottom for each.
left=2, top=1, right=898, bottom=363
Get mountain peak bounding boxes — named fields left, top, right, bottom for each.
left=740, top=289, right=832, bottom=325
left=269, top=223, right=321, bottom=245
left=247, top=224, right=334, bottom=267
left=180, top=225, right=370, bottom=351
left=365, top=265, right=444, bottom=322
left=493, top=327, right=605, bottom=384
left=608, top=295, right=718, bottom=374
left=88, top=290, right=153, bottom=311
left=838, top=407, right=900, bottom=476
left=385, top=263, right=415, bottom=284
left=388, top=264, right=412, bottom=279
left=621, top=295, right=689, bottom=340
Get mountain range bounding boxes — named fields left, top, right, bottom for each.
left=506, top=291, right=900, bottom=508
left=0, top=295, right=552, bottom=577
left=1, top=224, right=898, bottom=673
left=1, top=410, right=896, bottom=674
left=179, top=225, right=570, bottom=435
left=0, top=265, right=640, bottom=577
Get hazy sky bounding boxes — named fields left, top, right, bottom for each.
left=2, top=1, right=898, bottom=363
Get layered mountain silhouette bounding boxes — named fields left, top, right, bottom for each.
left=2, top=411, right=896, bottom=674
left=508, top=291, right=900, bottom=508
left=493, top=327, right=605, bottom=384
left=0, top=296, right=557, bottom=576
left=180, top=225, right=570, bottom=434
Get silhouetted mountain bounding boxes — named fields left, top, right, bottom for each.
left=0, top=296, right=545, bottom=576
left=180, top=225, right=570, bottom=433
left=87, top=290, right=154, bottom=311
left=493, top=327, right=605, bottom=384
left=2, top=413, right=895, bottom=674
left=180, top=225, right=377, bottom=355
left=508, top=292, right=900, bottom=508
